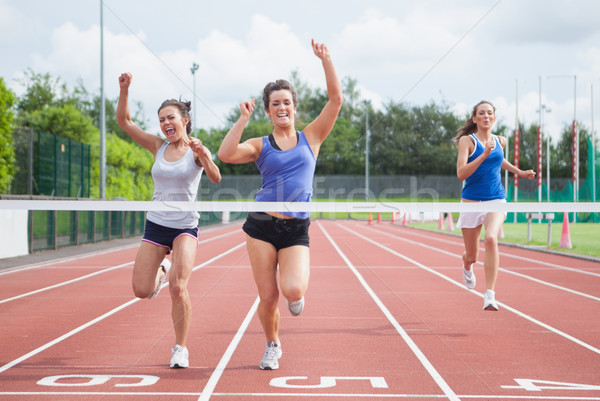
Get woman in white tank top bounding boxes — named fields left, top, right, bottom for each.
left=117, top=72, right=221, bottom=368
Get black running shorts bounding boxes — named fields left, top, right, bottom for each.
left=242, top=212, right=310, bottom=251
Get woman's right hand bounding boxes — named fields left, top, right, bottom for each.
left=118, top=72, right=132, bottom=89
left=240, top=98, right=255, bottom=119
left=483, top=138, right=495, bottom=156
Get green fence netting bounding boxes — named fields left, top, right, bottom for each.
left=506, top=137, right=599, bottom=223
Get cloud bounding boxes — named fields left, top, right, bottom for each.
left=31, top=23, right=99, bottom=77
left=5, top=1, right=598, bottom=141
left=0, top=1, right=45, bottom=44
left=193, top=15, right=312, bottom=99
left=330, top=4, right=498, bottom=106
left=487, top=0, right=600, bottom=45
left=334, top=7, right=475, bottom=75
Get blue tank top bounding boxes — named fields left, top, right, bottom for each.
left=461, top=134, right=505, bottom=201
left=255, top=131, right=316, bottom=218
left=147, top=142, right=204, bottom=229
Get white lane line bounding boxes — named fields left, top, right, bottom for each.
left=2, top=392, right=600, bottom=399
left=339, top=223, right=600, bottom=356
left=0, top=262, right=132, bottom=304
left=0, top=227, right=242, bottom=304
left=0, top=242, right=245, bottom=375
left=198, top=296, right=260, bottom=401
left=0, top=223, right=241, bottom=276
left=0, top=298, right=140, bottom=374
left=318, top=221, right=461, bottom=401
left=363, top=224, right=600, bottom=303
left=382, top=224, right=600, bottom=278
left=0, top=243, right=138, bottom=276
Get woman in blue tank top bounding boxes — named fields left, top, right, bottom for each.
left=218, top=39, right=343, bottom=370
left=454, top=101, right=535, bottom=311
left=117, top=72, right=221, bottom=369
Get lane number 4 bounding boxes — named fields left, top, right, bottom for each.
left=502, top=379, right=600, bottom=392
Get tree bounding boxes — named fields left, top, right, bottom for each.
left=368, top=101, right=462, bottom=175
left=15, top=69, right=66, bottom=114
left=13, top=69, right=154, bottom=199
left=316, top=117, right=363, bottom=174
left=69, top=80, right=148, bottom=142
left=553, top=122, right=589, bottom=178
left=24, top=104, right=97, bottom=144
left=0, top=77, right=17, bottom=192
left=510, top=123, right=539, bottom=174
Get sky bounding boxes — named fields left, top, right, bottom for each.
left=1, top=0, right=599, bottom=143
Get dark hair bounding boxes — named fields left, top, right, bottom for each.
left=453, top=100, right=495, bottom=142
left=158, top=99, right=192, bottom=134
left=262, top=79, right=299, bottom=111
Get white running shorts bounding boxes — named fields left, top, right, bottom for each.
left=457, top=199, right=507, bottom=229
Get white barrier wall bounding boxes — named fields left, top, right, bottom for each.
left=0, top=210, right=29, bottom=259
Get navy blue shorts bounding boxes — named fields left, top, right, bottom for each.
left=242, top=212, right=310, bottom=251
left=142, top=219, right=198, bottom=254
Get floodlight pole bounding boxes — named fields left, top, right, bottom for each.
left=547, top=74, right=577, bottom=222
left=592, top=84, right=596, bottom=204
left=513, top=80, right=519, bottom=222
left=537, top=76, right=543, bottom=208
left=541, top=104, right=551, bottom=202
left=364, top=101, right=370, bottom=202
left=99, top=0, right=106, bottom=199
left=190, top=63, right=199, bottom=137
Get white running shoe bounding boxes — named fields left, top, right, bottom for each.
left=259, top=341, right=282, bottom=370
left=462, top=268, right=476, bottom=290
left=483, top=290, right=499, bottom=311
left=148, top=259, right=171, bottom=299
left=286, top=297, right=304, bottom=316
left=170, top=344, right=189, bottom=368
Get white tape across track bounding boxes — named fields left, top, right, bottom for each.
left=1, top=200, right=598, bottom=213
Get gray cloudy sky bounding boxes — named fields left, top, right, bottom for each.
left=1, top=0, right=599, bottom=141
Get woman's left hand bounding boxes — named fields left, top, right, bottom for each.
left=190, top=137, right=208, bottom=158
left=311, top=39, right=330, bottom=60
left=520, top=169, right=536, bottom=180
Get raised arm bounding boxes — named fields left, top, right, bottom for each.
left=303, top=39, right=343, bottom=151
left=217, top=99, right=262, bottom=164
left=116, top=73, right=163, bottom=155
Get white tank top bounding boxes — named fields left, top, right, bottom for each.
left=147, top=142, right=204, bottom=229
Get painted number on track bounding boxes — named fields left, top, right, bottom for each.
left=502, top=379, right=600, bottom=391
left=270, top=376, right=388, bottom=389
left=37, top=375, right=159, bottom=387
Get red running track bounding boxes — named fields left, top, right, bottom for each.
left=1, top=219, right=599, bottom=400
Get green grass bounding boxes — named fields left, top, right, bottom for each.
left=403, top=220, right=600, bottom=259
left=311, top=197, right=600, bottom=259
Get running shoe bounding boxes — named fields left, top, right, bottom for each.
left=462, top=268, right=476, bottom=289
left=483, top=290, right=499, bottom=311
left=286, top=297, right=305, bottom=316
left=148, top=258, right=171, bottom=299
left=259, top=341, right=282, bottom=370
left=170, top=344, right=189, bottom=368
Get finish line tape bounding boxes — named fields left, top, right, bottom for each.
left=0, top=200, right=598, bottom=213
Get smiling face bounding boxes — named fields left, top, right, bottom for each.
left=472, top=102, right=496, bottom=131
left=266, top=89, right=296, bottom=127
left=158, top=106, right=189, bottom=141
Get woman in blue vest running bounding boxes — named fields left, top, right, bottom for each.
left=117, top=72, right=222, bottom=368
left=454, top=100, right=535, bottom=311
left=218, top=39, right=343, bottom=370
